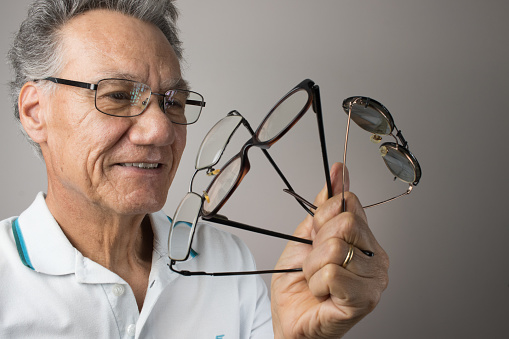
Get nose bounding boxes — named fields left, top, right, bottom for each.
left=128, top=98, right=177, bottom=147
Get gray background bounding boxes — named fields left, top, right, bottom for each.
left=1, top=1, right=508, bottom=338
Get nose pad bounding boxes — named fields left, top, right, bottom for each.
left=370, top=134, right=383, bottom=143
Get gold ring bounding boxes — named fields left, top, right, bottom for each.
left=342, top=243, right=354, bottom=268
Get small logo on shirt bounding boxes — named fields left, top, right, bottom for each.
left=216, top=336, right=225, bottom=339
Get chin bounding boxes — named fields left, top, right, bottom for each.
left=114, top=190, right=168, bottom=216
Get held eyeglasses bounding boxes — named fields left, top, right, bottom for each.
left=341, top=96, right=421, bottom=209
left=168, top=81, right=421, bottom=277
left=39, top=77, right=206, bottom=124
left=168, top=79, right=336, bottom=276
left=286, top=96, right=422, bottom=212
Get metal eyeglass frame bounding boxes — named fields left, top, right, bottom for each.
left=39, top=77, right=206, bottom=124
left=285, top=96, right=422, bottom=212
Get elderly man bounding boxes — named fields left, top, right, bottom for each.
left=0, top=0, right=388, bottom=338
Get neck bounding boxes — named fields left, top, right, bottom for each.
left=45, top=187, right=155, bottom=311
left=45, top=187, right=154, bottom=275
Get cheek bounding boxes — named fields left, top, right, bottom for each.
left=54, top=120, right=127, bottom=177
left=173, top=126, right=187, bottom=160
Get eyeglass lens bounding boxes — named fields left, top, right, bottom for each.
left=95, top=79, right=204, bottom=124
left=169, top=192, right=203, bottom=261
left=202, top=156, right=242, bottom=215
left=201, top=86, right=313, bottom=216
left=195, top=114, right=244, bottom=170
left=256, top=88, right=309, bottom=142
left=381, top=143, right=419, bottom=183
left=342, top=96, right=420, bottom=184
left=344, top=98, right=393, bottom=135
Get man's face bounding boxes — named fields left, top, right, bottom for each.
left=40, top=10, right=187, bottom=216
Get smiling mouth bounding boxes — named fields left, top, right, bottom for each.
left=119, top=163, right=161, bottom=169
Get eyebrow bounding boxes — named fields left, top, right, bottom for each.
left=97, top=72, right=190, bottom=91
left=164, top=78, right=190, bottom=91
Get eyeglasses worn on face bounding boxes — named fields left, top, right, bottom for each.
left=39, top=77, right=206, bottom=124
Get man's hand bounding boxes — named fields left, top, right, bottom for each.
left=271, top=162, right=389, bottom=338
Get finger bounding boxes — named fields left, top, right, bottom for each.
left=315, top=211, right=378, bottom=257
left=306, top=262, right=370, bottom=302
left=312, top=162, right=349, bottom=208
left=303, top=238, right=381, bottom=281
left=313, top=191, right=368, bottom=238
left=307, top=264, right=384, bottom=318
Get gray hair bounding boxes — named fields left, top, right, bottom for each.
left=8, top=0, right=183, bottom=157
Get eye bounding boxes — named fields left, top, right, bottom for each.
left=107, top=91, right=131, bottom=101
left=158, top=97, right=165, bottom=110
left=164, top=97, right=185, bottom=109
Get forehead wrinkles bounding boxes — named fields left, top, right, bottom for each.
left=58, top=10, right=180, bottom=86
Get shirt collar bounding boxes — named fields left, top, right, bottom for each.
left=14, top=192, right=179, bottom=278
left=16, top=192, right=76, bottom=275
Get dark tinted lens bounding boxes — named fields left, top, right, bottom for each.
left=96, top=79, right=150, bottom=117
left=381, top=143, right=420, bottom=184
left=343, top=97, right=394, bottom=135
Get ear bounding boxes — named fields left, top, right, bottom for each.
left=18, top=82, right=48, bottom=143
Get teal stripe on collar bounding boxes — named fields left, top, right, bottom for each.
left=166, top=215, right=198, bottom=258
left=11, top=218, right=34, bottom=270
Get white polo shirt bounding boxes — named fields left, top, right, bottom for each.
left=0, top=192, right=273, bottom=338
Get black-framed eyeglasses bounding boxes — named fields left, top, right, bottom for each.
left=39, top=77, right=206, bottom=124
left=200, top=79, right=332, bottom=218
left=168, top=79, right=344, bottom=276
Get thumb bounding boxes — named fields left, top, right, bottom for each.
left=312, top=162, right=349, bottom=207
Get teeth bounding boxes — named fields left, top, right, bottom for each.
left=121, top=163, right=159, bottom=169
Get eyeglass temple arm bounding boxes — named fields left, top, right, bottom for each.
left=283, top=189, right=318, bottom=210
left=169, top=211, right=310, bottom=277
left=363, top=185, right=413, bottom=209
left=284, top=185, right=413, bottom=210
left=207, top=211, right=373, bottom=257
left=311, top=84, right=333, bottom=199
left=43, top=77, right=97, bottom=90
left=186, top=99, right=206, bottom=107
left=205, top=215, right=312, bottom=245
left=239, top=116, right=315, bottom=216
left=168, top=260, right=302, bottom=276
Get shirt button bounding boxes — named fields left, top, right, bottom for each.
left=127, top=324, right=136, bottom=336
left=112, top=284, right=125, bottom=297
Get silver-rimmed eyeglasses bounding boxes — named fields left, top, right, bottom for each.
left=39, top=77, right=206, bottom=124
